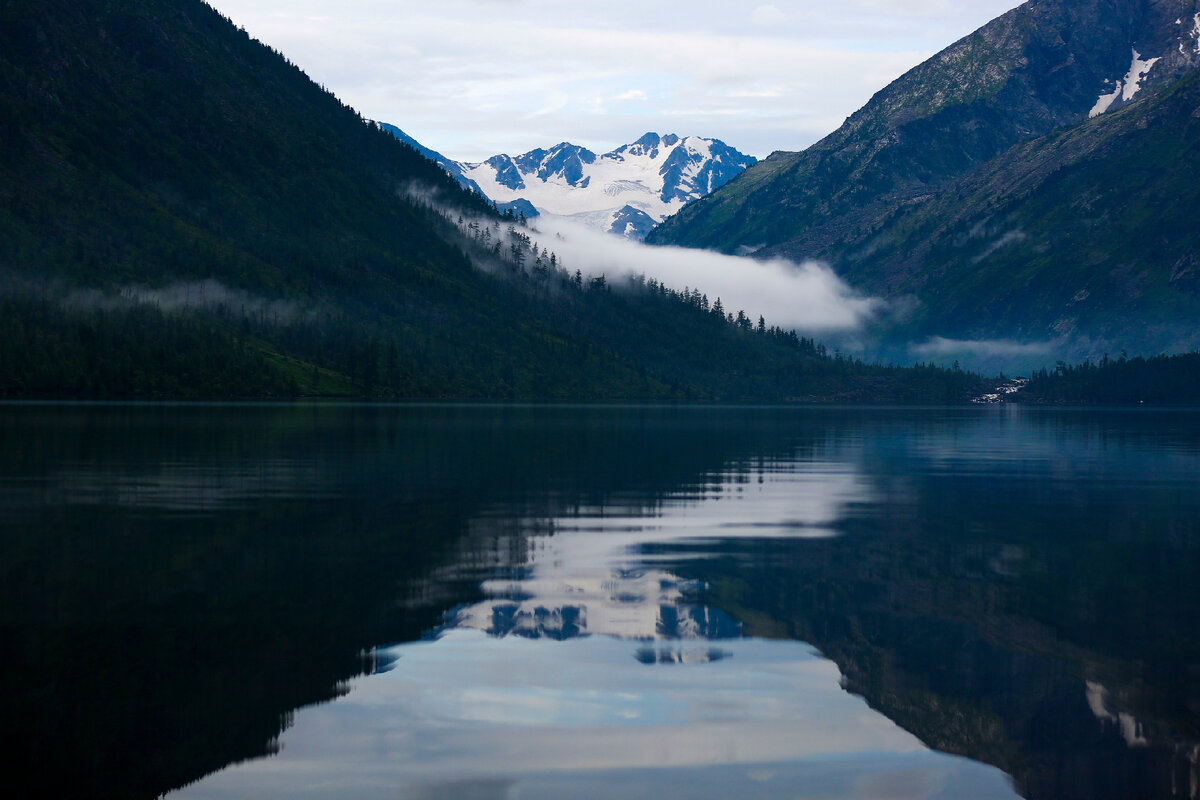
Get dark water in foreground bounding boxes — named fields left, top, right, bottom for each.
left=3, top=404, right=1200, bottom=800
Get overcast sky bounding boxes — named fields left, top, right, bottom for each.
left=210, top=0, right=1024, bottom=162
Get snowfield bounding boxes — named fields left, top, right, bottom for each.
left=457, top=133, right=755, bottom=238
left=1089, top=49, right=1161, bottom=118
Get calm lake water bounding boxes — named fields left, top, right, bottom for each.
left=3, top=404, right=1200, bottom=799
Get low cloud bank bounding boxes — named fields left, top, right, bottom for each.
left=910, top=337, right=1061, bottom=359
left=536, top=219, right=880, bottom=332
left=60, top=279, right=304, bottom=323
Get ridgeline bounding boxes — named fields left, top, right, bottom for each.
left=0, top=0, right=988, bottom=403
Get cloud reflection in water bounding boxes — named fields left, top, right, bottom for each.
left=170, top=456, right=1020, bottom=800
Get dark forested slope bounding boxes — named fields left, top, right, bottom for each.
left=649, top=0, right=1200, bottom=353
left=0, top=0, right=494, bottom=292
left=785, top=67, right=1200, bottom=347
left=0, top=0, right=986, bottom=401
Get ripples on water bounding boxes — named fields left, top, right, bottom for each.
left=3, top=404, right=1200, bottom=799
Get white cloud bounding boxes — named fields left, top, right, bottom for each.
left=911, top=337, right=1060, bottom=358
left=209, top=0, right=1023, bottom=161
left=751, top=4, right=789, bottom=27
left=616, top=89, right=648, bottom=101
left=525, top=92, right=569, bottom=118
left=535, top=219, right=879, bottom=332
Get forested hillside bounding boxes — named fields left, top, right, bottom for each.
left=1018, top=353, right=1200, bottom=405
left=0, top=0, right=982, bottom=402
left=649, top=0, right=1200, bottom=354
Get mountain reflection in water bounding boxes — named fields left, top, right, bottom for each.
left=450, top=461, right=865, bottom=642
left=169, top=447, right=1017, bottom=799
left=3, top=405, right=1200, bottom=799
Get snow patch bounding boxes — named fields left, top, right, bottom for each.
left=1089, top=49, right=1161, bottom=118
left=1090, top=81, right=1123, bottom=118
left=1121, top=50, right=1160, bottom=101
left=971, top=230, right=1027, bottom=263
left=1085, top=682, right=1150, bottom=749
left=684, top=136, right=712, bottom=161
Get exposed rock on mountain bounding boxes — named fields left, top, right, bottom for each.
left=380, top=129, right=756, bottom=238
left=813, top=67, right=1200, bottom=348
left=648, top=0, right=1200, bottom=353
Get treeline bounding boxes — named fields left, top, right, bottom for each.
left=0, top=274, right=988, bottom=403
left=1020, top=353, right=1200, bottom=405
left=441, top=208, right=820, bottom=359
left=0, top=296, right=299, bottom=399
left=0, top=0, right=991, bottom=404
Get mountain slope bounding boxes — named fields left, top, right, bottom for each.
left=383, top=131, right=756, bottom=239
left=0, top=0, right=983, bottom=402
left=648, top=0, right=1200, bottom=353
left=812, top=67, right=1200, bottom=347
left=650, top=0, right=1200, bottom=256
left=0, top=0, right=493, bottom=295
left=374, top=122, right=493, bottom=201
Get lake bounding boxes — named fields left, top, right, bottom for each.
left=3, top=403, right=1199, bottom=799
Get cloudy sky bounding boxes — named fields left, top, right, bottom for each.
left=211, top=0, right=1023, bottom=161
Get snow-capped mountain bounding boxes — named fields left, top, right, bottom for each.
left=378, top=127, right=756, bottom=239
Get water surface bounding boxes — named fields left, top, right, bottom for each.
left=3, top=404, right=1199, bottom=799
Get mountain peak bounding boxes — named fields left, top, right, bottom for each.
left=382, top=130, right=756, bottom=239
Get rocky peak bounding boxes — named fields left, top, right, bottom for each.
left=378, top=128, right=756, bottom=239
left=485, top=153, right=525, bottom=190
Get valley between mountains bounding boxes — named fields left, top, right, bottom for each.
left=1, top=0, right=1199, bottom=401
left=650, top=0, right=1200, bottom=363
